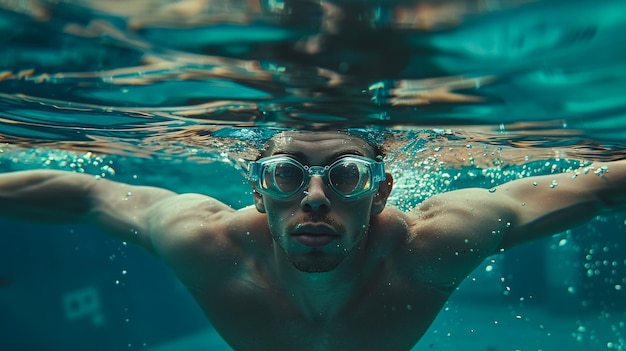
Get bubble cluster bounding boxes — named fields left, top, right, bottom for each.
left=1, top=147, right=117, bottom=177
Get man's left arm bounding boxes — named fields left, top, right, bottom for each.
left=403, top=160, right=625, bottom=288
left=496, top=160, right=626, bottom=250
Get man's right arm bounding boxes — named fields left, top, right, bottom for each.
left=0, top=170, right=234, bottom=253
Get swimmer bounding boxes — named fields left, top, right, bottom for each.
left=1, top=130, right=625, bottom=350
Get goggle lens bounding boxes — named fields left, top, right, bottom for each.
left=329, top=162, right=370, bottom=195
left=261, top=161, right=305, bottom=196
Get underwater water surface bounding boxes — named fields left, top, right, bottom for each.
left=1, top=0, right=626, bottom=350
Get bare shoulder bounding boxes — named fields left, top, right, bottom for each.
left=146, top=196, right=269, bottom=283
left=389, top=189, right=517, bottom=287
left=147, top=193, right=238, bottom=237
left=407, top=188, right=517, bottom=239
left=368, top=206, right=414, bottom=249
left=147, top=196, right=264, bottom=253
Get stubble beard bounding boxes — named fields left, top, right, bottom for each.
left=290, top=249, right=348, bottom=273
left=270, top=216, right=369, bottom=273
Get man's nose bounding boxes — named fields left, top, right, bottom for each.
left=301, top=176, right=331, bottom=212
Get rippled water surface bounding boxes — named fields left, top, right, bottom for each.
left=1, top=0, right=625, bottom=161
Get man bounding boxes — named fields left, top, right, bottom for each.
left=1, top=130, right=625, bottom=350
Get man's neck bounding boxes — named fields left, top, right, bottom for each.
left=272, top=245, right=369, bottom=322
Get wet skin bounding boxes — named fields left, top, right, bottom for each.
left=147, top=131, right=505, bottom=350
left=2, top=131, right=625, bottom=350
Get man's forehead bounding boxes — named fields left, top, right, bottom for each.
left=266, top=131, right=376, bottom=158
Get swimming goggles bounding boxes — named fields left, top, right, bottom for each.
left=249, top=155, right=386, bottom=201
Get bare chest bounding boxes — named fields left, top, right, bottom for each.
left=190, top=276, right=450, bottom=351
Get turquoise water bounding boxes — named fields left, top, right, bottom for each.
left=1, top=0, right=626, bottom=350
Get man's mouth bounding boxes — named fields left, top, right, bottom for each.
left=292, top=223, right=339, bottom=248
left=294, top=234, right=338, bottom=247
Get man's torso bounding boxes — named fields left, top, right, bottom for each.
left=158, top=207, right=455, bottom=351
left=188, top=251, right=452, bottom=351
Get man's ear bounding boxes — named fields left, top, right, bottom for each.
left=371, top=172, right=393, bottom=215
left=252, top=186, right=266, bottom=213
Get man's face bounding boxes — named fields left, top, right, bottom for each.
left=253, top=131, right=390, bottom=273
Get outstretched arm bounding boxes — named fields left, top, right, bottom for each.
left=405, top=160, right=626, bottom=287
left=0, top=170, right=233, bottom=253
left=496, top=161, right=626, bottom=249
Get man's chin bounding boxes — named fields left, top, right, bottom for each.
left=290, top=254, right=344, bottom=273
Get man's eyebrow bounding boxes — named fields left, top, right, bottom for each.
left=271, top=150, right=305, bottom=158
left=330, top=149, right=367, bottom=159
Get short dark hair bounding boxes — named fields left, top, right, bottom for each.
left=258, top=129, right=387, bottom=161
left=342, top=128, right=386, bottom=160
